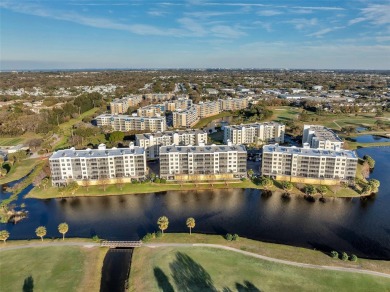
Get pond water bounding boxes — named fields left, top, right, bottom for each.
left=353, top=135, right=390, bottom=143
left=1, top=147, right=390, bottom=260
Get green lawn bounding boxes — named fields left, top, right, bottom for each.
left=0, top=137, right=24, bottom=146
left=129, top=246, right=390, bottom=292
left=193, top=111, right=234, bottom=129
left=27, top=180, right=259, bottom=199
left=0, top=246, right=107, bottom=292
left=0, top=158, right=44, bottom=184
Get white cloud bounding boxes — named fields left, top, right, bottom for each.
left=257, top=10, right=283, bottom=17
left=286, top=18, right=318, bottom=30
left=349, top=4, right=390, bottom=26
left=307, top=26, right=344, bottom=37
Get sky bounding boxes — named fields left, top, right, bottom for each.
left=0, top=0, right=389, bottom=70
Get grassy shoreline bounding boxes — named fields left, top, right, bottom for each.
left=26, top=178, right=367, bottom=199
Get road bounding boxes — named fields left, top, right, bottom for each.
left=1, top=241, right=389, bottom=279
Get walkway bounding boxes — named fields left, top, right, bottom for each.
left=1, top=241, right=389, bottom=279
left=144, top=243, right=390, bottom=279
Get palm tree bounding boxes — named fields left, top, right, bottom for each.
left=41, top=178, right=49, bottom=190
left=58, top=223, right=69, bottom=240
left=35, top=226, right=47, bottom=242
left=0, top=230, right=10, bottom=243
left=186, top=217, right=195, bottom=235
left=157, top=216, right=169, bottom=235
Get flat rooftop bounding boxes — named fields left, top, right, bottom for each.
left=263, top=144, right=357, bottom=159
left=136, top=129, right=206, bottom=140
left=307, top=125, right=342, bottom=142
left=50, top=146, right=144, bottom=159
left=226, top=122, right=284, bottom=130
left=160, top=144, right=246, bottom=154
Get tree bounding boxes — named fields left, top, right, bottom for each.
left=368, top=179, right=380, bottom=193
left=363, top=155, right=375, bottom=169
left=330, top=251, right=339, bottom=259
left=350, top=254, right=358, bottom=262
left=82, top=179, right=91, bottom=191
left=281, top=181, right=293, bottom=191
left=0, top=230, right=10, bottom=243
left=186, top=217, right=195, bottom=235
left=247, top=169, right=254, bottom=178
left=317, top=185, right=328, bottom=196
left=108, top=131, right=125, bottom=143
left=58, top=223, right=69, bottom=240
left=35, top=226, right=47, bottom=241
left=259, top=176, right=273, bottom=190
left=341, top=252, right=349, bottom=261
left=304, top=185, right=316, bottom=196
left=157, top=216, right=169, bottom=235
left=66, top=181, right=79, bottom=196
left=41, top=177, right=49, bottom=190
left=361, top=184, right=372, bottom=195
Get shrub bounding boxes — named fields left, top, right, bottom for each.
left=330, top=251, right=339, bottom=259
left=350, top=254, right=358, bottom=262
left=160, top=178, right=167, bottom=184
left=92, top=235, right=100, bottom=242
left=225, top=233, right=233, bottom=241
left=232, top=234, right=239, bottom=241
left=156, top=231, right=163, bottom=238
left=154, top=178, right=161, bottom=183
left=142, top=233, right=154, bottom=242
left=341, top=252, right=349, bottom=261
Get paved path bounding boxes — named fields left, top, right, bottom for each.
left=1, top=241, right=389, bottom=279
left=0, top=241, right=100, bottom=252
left=145, top=243, right=390, bottom=279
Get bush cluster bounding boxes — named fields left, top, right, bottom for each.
left=330, top=250, right=358, bottom=262
left=225, top=233, right=239, bottom=241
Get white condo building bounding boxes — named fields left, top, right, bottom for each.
left=261, top=144, right=357, bottom=184
left=159, top=144, right=247, bottom=181
left=95, top=114, right=166, bottom=132
left=172, top=106, right=199, bottom=128
left=135, top=130, right=208, bottom=159
left=302, top=125, right=343, bottom=150
left=224, top=122, right=285, bottom=145
left=49, top=144, right=146, bottom=186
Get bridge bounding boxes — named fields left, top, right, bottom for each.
left=101, top=240, right=143, bottom=248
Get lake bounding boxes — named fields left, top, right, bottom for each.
left=2, top=147, right=390, bottom=259
left=353, top=135, right=390, bottom=143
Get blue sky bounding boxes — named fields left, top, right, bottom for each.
left=0, top=0, right=389, bottom=70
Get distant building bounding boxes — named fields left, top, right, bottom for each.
left=224, top=122, right=285, bottom=145
left=312, top=85, right=323, bottom=91
left=302, top=125, right=343, bottom=151
left=219, top=97, right=248, bottom=111
left=110, top=95, right=143, bottom=114
left=159, top=144, right=247, bottom=181
left=135, top=130, right=208, bottom=159
left=137, top=104, right=166, bottom=117
left=206, top=88, right=219, bottom=95
left=49, top=144, right=146, bottom=186
left=172, top=106, right=199, bottom=128
left=165, top=98, right=193, bottom=111
left=144, top=93, right=174, bottom=102
left=261, top=144, right=357, bottom=185
left=95, top=114, right=166, bottom=132
left=196, top=100, right=221, bottom=118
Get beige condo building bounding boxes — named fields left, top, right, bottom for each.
left=95, top=114, right=166, bottom=132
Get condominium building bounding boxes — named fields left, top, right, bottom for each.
left=49, top=144, right=146, bottom=186
left=135, top=129, right=208, bottom=159
left=195, top=100, right=221, bottom=118
left=172, top=106, right=199, bottom=128
left=261, top=144, right=358, bottom=185
left=137, top=104, right=166, bottom=117
left=144, top=93, right=174, bottom=102
left=159, top=144, right=247, bottom=181
left=110, top=95, right=143, bottom=114
left=224, top=122, right=285, bottom=145
left=302, top=125, right=343, bottom=150
left=219, top=97, right=248, bottom=111
left=166, top=98, right=193, bottom=111
left=95, top=114, right=166, bottom=132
